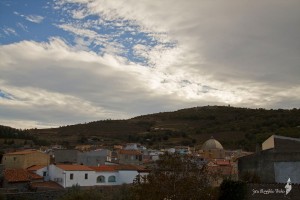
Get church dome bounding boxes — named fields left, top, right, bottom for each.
left=201, top=137, right=223, bottom=150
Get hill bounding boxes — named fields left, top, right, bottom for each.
left=0, top=125, right=49, bottom=149
left=26, top=106, right=300, bottom=151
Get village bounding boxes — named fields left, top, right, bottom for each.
left=1, top=134, right=300, bottom=199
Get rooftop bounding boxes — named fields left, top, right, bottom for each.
left=201, top=137, right=224, bottom=150
left=90, top=164, right=147, bottom=172
left=27, top=165, right=46, bottom=171
left=89, top=165, right=117, bottom=172
left=273, top=135, right=300, bottom=142
left=5, top=149, right=40, bottom=155
left=118, top=149, right=142, bottom=155
left=55, top=164, right=93, bottom=171
left=30, top=181, right=64, bottom=190
left=4, top=169, right=43, bottom=183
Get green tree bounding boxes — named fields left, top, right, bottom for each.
left=131, top=153, right=218, bottom=200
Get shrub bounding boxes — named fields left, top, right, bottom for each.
left=218, top=179, right=247, bottom=200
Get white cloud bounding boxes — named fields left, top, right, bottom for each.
left=24, top=15, right=44, bottom=23
left=3, top=27, right=17, bottom=36
left=1, top=0, right=300, bottom=128
left=16, top=23, right=28, bottom=32
left=1, top=37, right=299, bottom=128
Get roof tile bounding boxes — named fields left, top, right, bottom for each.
left=4, top=169, right=43, bottom=183
left=56, top=164, right=93, bottom=171
left=118, top=149, right=142, bottom=155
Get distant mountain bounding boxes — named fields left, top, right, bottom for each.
left=27, top=106, right=300, bottom=151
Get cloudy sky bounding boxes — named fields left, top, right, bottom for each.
left=1, top=0, right=300, bottom=129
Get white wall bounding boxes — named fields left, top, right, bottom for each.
left=49, top=165, right=65, bottom=187
left=118, top=170, right=139, bottom=184
left=94, top=171, right=120, bottom=186
left=64, top=170, right=95, bottom=187
left=44, top=164, right=148, bottom=188
left=35, top=166, right=48, bottom=177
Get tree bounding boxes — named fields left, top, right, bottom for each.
left=131, top=153, right=218, bottom=200
left=218, top=179, right=247, bottom=200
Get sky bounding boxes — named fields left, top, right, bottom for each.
left=0, top=0, right=300, bottom=129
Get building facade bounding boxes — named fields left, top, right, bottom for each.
left=238, top=135, right=300, bottom=183
left=2, top=150, right=50, bottom=169
left=35, top=164, right=149, bottom=188
left=199, top=137, right=225, bottom=159
left=117, top=149, right=143, bottom=165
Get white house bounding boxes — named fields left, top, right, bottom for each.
left=31, top=164, right=149, bottom=188
left=49, top=164, right=94, bottom=188
left=27, top=165, right=48, bottom=178
left=90, top=165, right=148, bottom=186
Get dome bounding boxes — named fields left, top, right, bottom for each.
left=201, top=137, right=223, bottom=150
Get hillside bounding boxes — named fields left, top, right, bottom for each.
left=0, top=125, right=49, bottom=149
left=26, top=106, right=300, bottom=151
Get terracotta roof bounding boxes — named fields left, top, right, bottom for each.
left=55, top=164, right=93, bottom=171
left=215, top=160, right=231, bottom=166
left=5, top=149, right=39, bottom=155
left=118, top=149, right=142, bottom=155
left=27, top=165, right=46, bottom=171
left=4, top=169, right=43, bottom=183
left=89, top=165, right=117, bottom=172
left=90, top=164, right=147, bottom=172
left=30, top=181, right=64, bottom=190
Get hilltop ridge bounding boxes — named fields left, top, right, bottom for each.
left=2, top=106, right=300, bottom=151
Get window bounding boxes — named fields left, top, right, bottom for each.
left=43, top=171, right=47, bottom=177
left=85, top=173, right=88, bottom=179
left=108, top=176, right=116, bottom=182
left=97, top=176, right=105, bottom=183
left=70, top=173, right=73, bottom=180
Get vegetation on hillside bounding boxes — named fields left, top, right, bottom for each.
left=0, top=125, right=49, bottom=148
left=2, top=106, right=300, bottom=151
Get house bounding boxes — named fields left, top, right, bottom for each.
left=88, top=165, right=148, bottom=187
left=124, top=143, right=146, bottom=151
left=48, top=164, right=94, bottom=188
left=43, top=164, right=148, bottom=188
left=78, top=149, right=111, bottom=166
left=1, top=150, right=50, bottom=169
left=75, top=145, right=93, bottom=151
left=175, top=146, right=191, bottom=155
left=143, top=150, right=163, bottom=162
left=238, top=135, right=300, bottom=183
left=117, top=149, right=143, bottom=165
left=53, top=149, right=80, bottom=164
left=27, top=165, right=48, bottom=180
left=89, top=165, right=119, bottom=186
left=3, top=169, right=43, bottom=191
